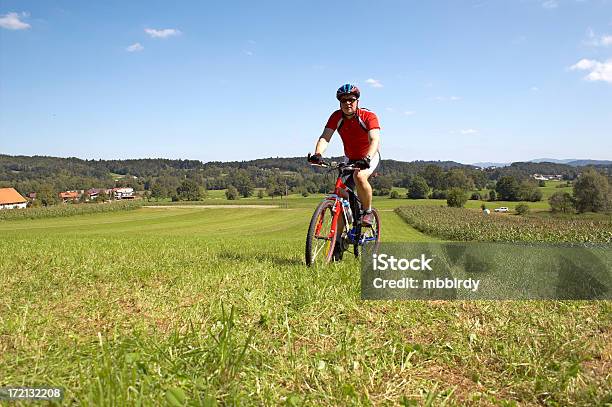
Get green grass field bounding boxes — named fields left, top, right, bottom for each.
left=1, top=199, right=610, bottom=405
left=152, top=191, right=554, bottom=211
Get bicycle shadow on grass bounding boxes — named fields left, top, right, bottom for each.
left=218, top=250, right=303, bottom=267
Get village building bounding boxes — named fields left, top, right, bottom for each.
left=0, top=187, right=28, bottom=210
left=112, top=187, right=134, bottom=199
left=86, top=188, right=100, bottom=200
left=532, top=174, right=564, bottom=181
left=59, top=191, right=80, bottom=203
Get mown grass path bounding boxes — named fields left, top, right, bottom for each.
left=0, top=206, right=609, bottom=406
left=0, top=206, right=433, bottom=241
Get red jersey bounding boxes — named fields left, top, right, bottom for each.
left=325, top=108, right=380, bottom=160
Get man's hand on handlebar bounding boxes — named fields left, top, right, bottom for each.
left=307, top=153, right=324, bottom=165
left=352, top=156, right=371, bottom=170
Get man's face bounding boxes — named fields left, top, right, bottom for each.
left=340, top=96, right=358, bottom=116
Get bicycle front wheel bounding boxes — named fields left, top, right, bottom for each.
left=305, top=200, right=339, bottom=267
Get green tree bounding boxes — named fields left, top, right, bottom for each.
left=549, top=192, right=575, bottom=213
left=407, top=175, right=429, bottom=199
left=371, top=175, right=393, bottom=196
left=231, top=169, right=254, bottom=198
left=489, top=189, right=497, bottom=201
left=266, top=176, right=284, bottom=199
left=447, top=188, right=467, bottom=208
left=177, top=179, right=201, bottom=201
left=518, top=181, right=542, bottom=202
left=430, top=190, right=448, bottom=199
left=444, top=168, right=474, bottom=191
left=573, top=168, right=610, bottom=213
left=96, top=190, right=109, bottom=203
left=466, top=169, right=488, bottom=190
left=495, top=176, right=520, bottom=201
left=150, top=182, right=164, bottom=201
left=37, top=184, right=58, bottom=206
left=515, top=204, right=530, bottom=215
left=225, top=185, right=239, bottom=200
left=419, top=164, right=445, bottom=190
left=257, top=189, right=264, bottom=199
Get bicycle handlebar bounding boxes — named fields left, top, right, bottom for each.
left=307, top=155, right=360, bottom=171
left=310, top=161, right=360, bottom=171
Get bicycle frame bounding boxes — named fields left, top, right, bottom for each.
left=317, top=164, right=377, bottom=247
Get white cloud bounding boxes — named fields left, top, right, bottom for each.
left=144, top=28, right=181, bottom=38
left=385, top=107, right=396, bottom=112
left=404, top=111, right=416, bottom=116
left=365, top=78, right=383, bottom=88
left=460, top=129, right=479, bottom=135
left=542, top=0, right=558, bottom=9
left=126, top=43, right=144, bottom=52
left=244, top=50, right=253, bottom=56
left=0, top=12, right=31, bottom=30
left=584, top=28, right=612, bottom=47
left=570, top=58, right=612, bottom=83
left=571, top=58, right=596, bottom=70
left=530, top=86, right=540, bottom=91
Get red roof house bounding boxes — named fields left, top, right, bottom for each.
left=0, top=188, right=28, bottom=209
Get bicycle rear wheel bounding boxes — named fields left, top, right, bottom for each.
left=305, top=200, right=339, bottom=266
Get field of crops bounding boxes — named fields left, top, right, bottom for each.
left=0, top=200, right=144, bottom=221
left=396, top=206, right=612, bottom=243
left=1, top=204, right=610, bottom=405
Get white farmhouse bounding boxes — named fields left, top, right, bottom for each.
left=112, top=187, right=134, bottom=199
left=0, top=188, right=28, bottom=210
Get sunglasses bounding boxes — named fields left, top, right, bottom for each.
left=340, top=98, right=358, bottom=104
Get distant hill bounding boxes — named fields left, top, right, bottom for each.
left=473, top=159, right=612, bottom=168
left=472, top=162, right=510, bottom=168
left=529, top=158, right=612, bottom=166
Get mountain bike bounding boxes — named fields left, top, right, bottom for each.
left=305, top=159, right=381, bottom=266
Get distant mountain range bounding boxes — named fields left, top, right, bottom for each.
left=472, top=159, right=612, bottom=168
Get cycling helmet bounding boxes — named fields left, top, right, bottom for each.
left=336, top=84, right=360, bottom=100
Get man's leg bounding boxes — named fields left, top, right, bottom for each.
left=353, top=152, right=379, bottom=226
left=354, top=170, right=372, bottom=211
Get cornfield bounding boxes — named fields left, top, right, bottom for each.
left=396, top=206, right=612, bottom=243
left=0, top=200, right=144, bottom=221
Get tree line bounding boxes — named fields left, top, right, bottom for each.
left=1, top=155, right=610, bottom=212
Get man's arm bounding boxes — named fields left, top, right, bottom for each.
left=314, top=127, right=334, bottom=155
left=366, top=128, right=380, bottom=157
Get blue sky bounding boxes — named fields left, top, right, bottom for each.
left=1, top=0, right=611, bottom=164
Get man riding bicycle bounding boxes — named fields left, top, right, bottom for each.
left=308, top=83, right=381, bottom=226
